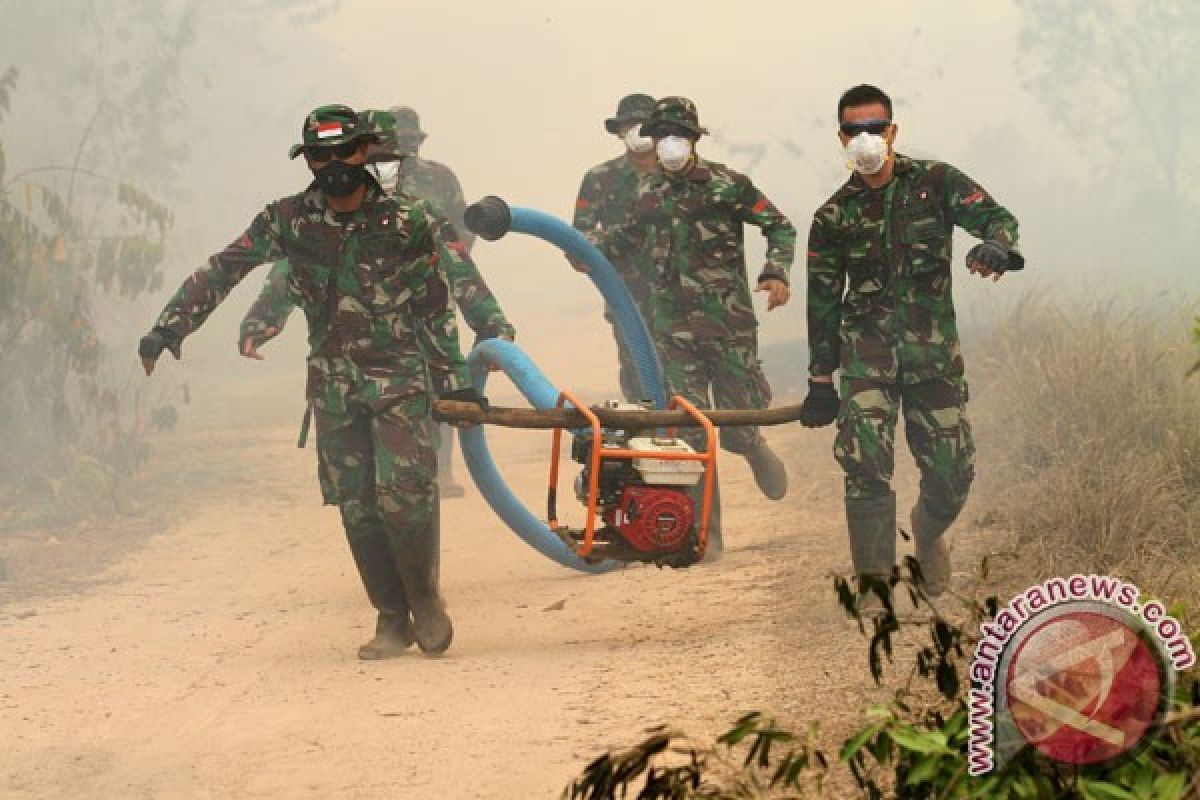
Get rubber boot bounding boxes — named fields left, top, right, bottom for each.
left=358, top=611, right=416, bottom=660
left=910, top=498, right=955, bottom=597
left=390, top=503, right=453, bottom=656
left=437, top=424, right=465, bottom=499
left=845, top=492, right=898, bottom=616
left=346, top=526, right=415, bottom=659
left=745, top=440, right=787, bottom=501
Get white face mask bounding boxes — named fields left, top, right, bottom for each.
left=623, top=126, right=654, bottom=154
left=844, top=132, right=889, bottom=175
left=369, top=160, right=401, bottom=193
left=656, top=135, right=693, bottom=172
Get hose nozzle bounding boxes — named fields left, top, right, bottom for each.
left=465, top=195, right=512, bottom=242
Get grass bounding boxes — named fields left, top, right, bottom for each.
left=969, top=296, right=1200, bottom=607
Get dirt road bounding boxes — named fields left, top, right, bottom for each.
left=0, top=379, right=989, bottom=798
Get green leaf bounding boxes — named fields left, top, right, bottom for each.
left=1152, top=772, right=1187, bottom=800
left=889, top=726, right=952, bottom=755
left=1080, top=779, right=1136, bottom=800
left=839, top=722, right=885, bottom=762
left=904, top=754, right=941, bottom=786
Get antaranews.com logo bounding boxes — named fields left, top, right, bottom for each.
left=968, top=574, right=1196, bottom=775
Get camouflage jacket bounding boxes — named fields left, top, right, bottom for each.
left=597, top=157, right=795, bottom=340
left=241, top=176, right=514, bottom=348
left=806, top=154, right=1022, bottom=385
left=154, top=180, right=469, bottom=400
left=400, top=155, right=475, bottom=251
left=572, top=153, right=656, bottom=304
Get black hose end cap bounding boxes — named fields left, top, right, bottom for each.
left=465, top=195, right=512, bottom=242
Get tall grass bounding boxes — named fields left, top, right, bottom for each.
left=970, top=296, right=1200, bottom=605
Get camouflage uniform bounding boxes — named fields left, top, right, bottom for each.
left=600, top=156, right=795, bottom=455
left=239, top=211, right=511, bottom=349
left=149, top=106, right=468, bottom=654
left=398, top=155, right=476, bottom=252
left=242, top=109, right=512, bottom=347
left=573, top=93, right=657, bottom=402
left=807, top=153, right=1021, bottom=537
left=240, top=109, right=514, bottom=498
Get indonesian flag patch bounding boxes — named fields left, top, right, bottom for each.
left=316, top=122, right=344, bottom=139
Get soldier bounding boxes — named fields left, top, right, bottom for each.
left=594, top=96, right=795, bottom=556
left=800, top=84, right=1023, bottom=601
left=572, top=93, right=658, bottom=402
left=240, top=107, right=515, bottom=500
left=139, top=105, right=487, bottom=659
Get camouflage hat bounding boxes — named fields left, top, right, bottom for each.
left=604, top=93, right=656, bottom=134
left=641, top=96, right=708, bottom=139
left=360, top=109, right=402, bottom=160
left=389, top=106, right=427, bottom=140
left=288, top=104, right=377, bottom=159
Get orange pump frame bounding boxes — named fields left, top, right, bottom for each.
left=546, top=390, right=718, bottom=561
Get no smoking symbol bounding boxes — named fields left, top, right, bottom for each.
left=1005, top=611, right=1164, bottom=765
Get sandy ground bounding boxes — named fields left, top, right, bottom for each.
left=0, top=370, right=1005, bottom=799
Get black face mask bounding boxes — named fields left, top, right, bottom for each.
left=314, top=159, right=367, bottom=198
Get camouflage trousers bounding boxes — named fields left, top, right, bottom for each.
left=659, top=331, right=770, bottom=455
left=834, top=375, right=975, bottom=520
left=310, top=361, right=439, bottom=614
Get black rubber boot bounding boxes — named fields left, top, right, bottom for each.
left=745, top=440, right=787, bottom=501
left=910, top=497, right=955, bottom=597
left=346, top=525, right=416, bottom=659
left=390, top=503, right=453, bottom=656
left=437, top=424, right=466, bottom=499
left=358, top=611, right=416, bottom=660
left=845, top=492, right=898, bottom=615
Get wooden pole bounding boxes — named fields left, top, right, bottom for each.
left=433, top=401, right=806, bottom=429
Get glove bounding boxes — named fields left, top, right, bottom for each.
left=966, top=240, right=1022, bottom=273
left=799, top=380, right=839, bottom=428
left=138, top=327, right=182, bottom=362
left=439, top=387, right=490, bottom=411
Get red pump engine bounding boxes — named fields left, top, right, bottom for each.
left=569, top=423, right=707, bottom=565
left=605, top=485, right=695, bottom=554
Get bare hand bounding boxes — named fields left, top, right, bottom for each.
left=240, top=329, right=277, bottom=361
left=755, top=279, right=791, bottom=310
left=141, top=358, right=157, bottom=376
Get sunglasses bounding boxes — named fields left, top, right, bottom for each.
left=305, top=140, right=363, bottom=163
left=839, top=119, right=892, bottom=136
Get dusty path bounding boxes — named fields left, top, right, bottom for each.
left=0, top=376, right=1001, bottom=799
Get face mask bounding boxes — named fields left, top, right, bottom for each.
left=314, top=159, right=368, bottom=197
left=369, top=160, right=401, bottom=193
left=656, top=135, right=693, bottom=172
left=845, top=132, right=889, bottom=175
left=623, top=126, right=654, bottom=154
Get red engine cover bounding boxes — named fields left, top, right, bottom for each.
left=614, top=485, right=694, bottom=553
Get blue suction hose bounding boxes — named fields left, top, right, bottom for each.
left=455, top=198, right=667, bottom=572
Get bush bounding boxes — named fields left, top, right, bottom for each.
left=970, top=297, right=1200, bottom=606
left=563, top=563, right=1200, bottom=799
left=0, top=67, right=176, bottom=529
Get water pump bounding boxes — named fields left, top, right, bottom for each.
left=549, top=398, right=716, bottom=567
